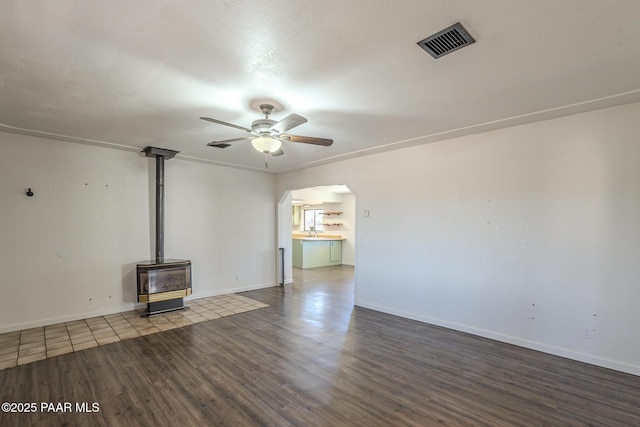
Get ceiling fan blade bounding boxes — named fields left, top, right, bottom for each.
left=200, top=117, right=252, bottom=133
left=207, top=143, right=231, bottom=149
left=271, top=147, right=284, bottom=157
left=270, top=114, right=307, bottom=134
left=281, top=134, right=333, bottom=146
left=207, top=137, right=252, bottom=148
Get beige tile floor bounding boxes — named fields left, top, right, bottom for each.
left=0, top=294, right=268, bottom=371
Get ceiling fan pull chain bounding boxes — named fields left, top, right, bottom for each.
left=264, top=152, right=269, bottom=169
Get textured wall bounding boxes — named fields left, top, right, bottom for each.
left=0, top=133, right=277, bottom=332
left=277, top=102, right=640, bottom=375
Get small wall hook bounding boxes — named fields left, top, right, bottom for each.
left=26, top=188, right=34, bottom=197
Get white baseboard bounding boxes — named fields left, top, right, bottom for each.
left=186, top=281, right=276, bottom=300
left=280, top=275, right=294, bottom=285
left=1, top=282, right=277, bottom=334
left=356, top=301, right=640, bottom=377
left=0, top=304, right=137, bottom=334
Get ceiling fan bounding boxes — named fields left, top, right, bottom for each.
left=200, top=104, right=333, bottom=163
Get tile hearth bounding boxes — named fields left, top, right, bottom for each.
left=0, top=294, right=268, bottom=371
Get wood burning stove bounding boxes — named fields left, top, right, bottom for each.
left=137, top=259, right=192, bottom=312
left=137, top=146, right=192, bottom=316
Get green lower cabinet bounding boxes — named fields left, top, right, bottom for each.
left=292, top=239, right=342, bottom=269
left=329, top=240, right=342, bottom=262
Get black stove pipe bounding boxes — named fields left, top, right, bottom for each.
left=155, top=154, right=165, bottom=262
left=142, top=146, right=179, bottom=263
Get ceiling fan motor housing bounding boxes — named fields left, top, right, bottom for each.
left=252, top=119, right=278, bottom=135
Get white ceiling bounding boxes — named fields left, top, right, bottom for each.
left=2, top=1, right=640, bottom=174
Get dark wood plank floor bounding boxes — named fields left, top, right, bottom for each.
left=1, top=265, right=639, bottom=426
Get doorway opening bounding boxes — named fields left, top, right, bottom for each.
left=277, top=184, right=357, bottom=297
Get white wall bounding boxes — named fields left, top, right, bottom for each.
left=292, top=202, right=342, bottom=234
left=276, top=102, right=640, bottom=375
left=0, top=132, right=277, bottom=333
left=339, top=193, right=356, bottom=266
left=277, top=192, right=293, bottom=284
left=164, top=157, right=277, bottom=297
left=292, top=200, right=356, bottom=266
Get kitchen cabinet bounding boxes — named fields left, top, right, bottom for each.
left=292, top=238, right=343, bottom=269
left=292, top=205, right=301, bottom=226
left=329, top=240, right=342, bottom=262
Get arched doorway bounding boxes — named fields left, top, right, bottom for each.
left=276, top=184, right=357, bottom=296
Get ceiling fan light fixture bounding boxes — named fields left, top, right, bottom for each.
left=251, top=134, right=282, bottom=153
left=201, top=106, right=332, bottom=158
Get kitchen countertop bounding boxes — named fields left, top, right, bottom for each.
left=292, top=234, right=346, bottom=241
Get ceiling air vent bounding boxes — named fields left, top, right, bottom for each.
left=417, top=22, right=475, bottom=59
